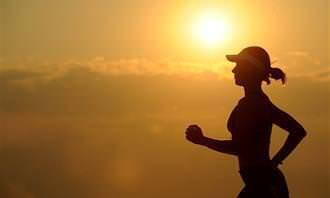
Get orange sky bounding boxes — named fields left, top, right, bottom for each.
left=0, top=1, right=329, bottom=198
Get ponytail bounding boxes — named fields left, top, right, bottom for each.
left=269, top=67, right=286, bottom=84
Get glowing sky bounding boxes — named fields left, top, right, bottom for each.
left=0, top=0, right=329, bottom=198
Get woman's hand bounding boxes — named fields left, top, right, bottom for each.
left=185, top=124, right=206, bottom=145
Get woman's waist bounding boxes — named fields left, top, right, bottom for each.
left=237, top=155, right=271, bottom=171
left=238, top=163, right=285, bottom=186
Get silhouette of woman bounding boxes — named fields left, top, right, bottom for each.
left=185, top=46, right=307, bottom=198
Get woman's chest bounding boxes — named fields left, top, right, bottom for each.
left=227, top=104, right=272, bottom=135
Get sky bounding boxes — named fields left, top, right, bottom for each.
left=0, top=0, right=329, bottom=197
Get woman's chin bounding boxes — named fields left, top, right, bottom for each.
left=234, top=80, right=243, bottom=86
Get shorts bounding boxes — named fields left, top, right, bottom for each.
left=237, top=166, right=289, bottom=198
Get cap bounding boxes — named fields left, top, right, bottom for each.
left=226, top=46, right=271, bottom=70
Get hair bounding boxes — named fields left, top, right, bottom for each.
left=264, top=67, right=286, bottom=85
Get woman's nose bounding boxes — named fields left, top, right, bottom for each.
left=232, top=65, right=239, bottom=73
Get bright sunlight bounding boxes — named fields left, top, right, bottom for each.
left=192, top=11, right=232, bottom=48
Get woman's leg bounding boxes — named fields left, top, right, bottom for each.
left=237, top=184, right=272, bottom=198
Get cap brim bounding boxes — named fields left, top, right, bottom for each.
left=226, top=54, right=240, bottom=62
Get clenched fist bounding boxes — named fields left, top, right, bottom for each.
left=185, top=124, right=206, bottom=145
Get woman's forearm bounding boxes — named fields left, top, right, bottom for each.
left=272, top=131, right=306, bottom=165
left=201, top=137, right=238, bottom=156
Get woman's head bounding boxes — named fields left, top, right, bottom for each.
left=226, top=46, right=286, bottom=86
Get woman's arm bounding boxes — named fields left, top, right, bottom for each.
left=271, top=104, right=307, bottom=166
left=185, top=125, right=238, bottom=156
left=201, top=137, right=238, bottom=156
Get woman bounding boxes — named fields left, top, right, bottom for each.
left=185, top=46, right=307, bottom=198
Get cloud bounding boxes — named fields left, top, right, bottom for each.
left=2, top=53, right=329, bottom=89
left=293, top=67, right=330, bottom=82
left=85, top=57, right=232, bottom=79
left=85, top=56, right=255, bottom=78
left=287, top=51, right=309, bottom=57
left=0, top=57, right=231, bottom=85
left=278, top=51, right=328, bottom=81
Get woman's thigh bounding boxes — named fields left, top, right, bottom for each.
left=237, top=184, right=272, bottom=198
left=238, top=167, right=289, bottom=198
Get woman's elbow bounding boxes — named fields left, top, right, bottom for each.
left=288, top=124, right=307, bottom=139
left=300, top=129, right=307, bottom=138
left=293, top=126, right=307, bottom=139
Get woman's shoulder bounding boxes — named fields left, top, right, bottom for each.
left=236, top=94, right=274, bottom=118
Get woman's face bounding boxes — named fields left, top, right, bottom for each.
left=232, top=61, right=261, bottom=86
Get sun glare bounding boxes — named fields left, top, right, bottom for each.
left=192, top=12, right=232, bottom=48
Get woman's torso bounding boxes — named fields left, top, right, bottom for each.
left=227, top=93, right=273, bottom=171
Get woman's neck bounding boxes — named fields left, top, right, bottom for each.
left=243, top=83, right=264, bottom=97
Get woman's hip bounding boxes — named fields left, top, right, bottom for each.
left=238, top=166, right=289, bottom=198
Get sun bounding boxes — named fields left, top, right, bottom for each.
left=192, top=12, right=232, bottom=48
